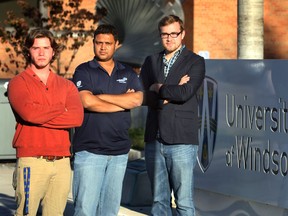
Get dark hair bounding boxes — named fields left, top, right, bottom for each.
left=158, top=15, right=184, bottom=32
left=22, top=28, right=63, bottom=64
left=93, top=24, right=119, bottom=42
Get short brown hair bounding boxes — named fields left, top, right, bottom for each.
left=158, top=15, right=184, bottom=32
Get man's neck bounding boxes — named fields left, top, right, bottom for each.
left=30, top=65, right=50, bottom=85
left=98, top=59, right=115, bottom=76
left=165, top=45, right=183, bottom=60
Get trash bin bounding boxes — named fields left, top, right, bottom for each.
left=0, top=79, right=16, bottom=159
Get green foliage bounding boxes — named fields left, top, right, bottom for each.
left=129, top=127, right=145, bottom=151
left=0, top=0, right=107, bottom=75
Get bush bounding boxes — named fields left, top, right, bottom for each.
left=129, top=127, right=145, bottom=151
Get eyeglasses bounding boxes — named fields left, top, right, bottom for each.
left=160, top=31, right=182, bottom=39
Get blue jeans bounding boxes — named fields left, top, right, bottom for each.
left=145, top=140, right=198, bottom=216
left=72, top=151, right=128, bottom=216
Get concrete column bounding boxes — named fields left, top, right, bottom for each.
left=238, top=0, right=264, bottom=59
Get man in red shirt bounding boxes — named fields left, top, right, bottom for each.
left=8, top=28, right=84, bottom=216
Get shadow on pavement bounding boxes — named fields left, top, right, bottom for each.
left=0, top=193, right=74, bottom=216
left=0, top=193, right=15, bottom=216
left=64, top=201, right=74, bottom=216
left=0, top=193, right=150, bottom=216
left=121, top=205, right=151, bottom=214
left=64, top=201, right=151, bottom=215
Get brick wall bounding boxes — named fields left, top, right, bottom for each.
left=183, top=0, right=288, bottom=59
left=1, top=0, right=288, bottom=78
left=264, top=0, right=288, bottom=59
left=184, top=0, right=237, bottom=59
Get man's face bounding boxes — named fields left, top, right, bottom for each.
left=93, top=33, right=118, bottom=62
left=160, top=22, right=185, bottom=54
left=29, top=37, right=54, bottom=69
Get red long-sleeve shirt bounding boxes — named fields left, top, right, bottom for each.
left=8, top=68, right=84, bottom=157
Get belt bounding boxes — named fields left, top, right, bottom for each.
left=36, top=156, right=70, bottom=162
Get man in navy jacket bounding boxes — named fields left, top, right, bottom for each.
left=140, top=15, right=205, bottom=216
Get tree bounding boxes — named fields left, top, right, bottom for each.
left=0, top=0, right=107, bottom=76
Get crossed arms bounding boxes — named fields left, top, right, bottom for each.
left=79, top=89, right=143, bottom=112
left=8, top=77, right=83, bottom=129
left=149, top=75, right=190, bottom=104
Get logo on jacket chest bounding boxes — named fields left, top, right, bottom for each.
left=116, top=77, right=127, bottom=84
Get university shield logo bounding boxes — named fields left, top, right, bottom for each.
left=197, top=76, right=218, bottom=172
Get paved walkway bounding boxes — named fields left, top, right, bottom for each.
left=0, top=161, right=151, bottom=216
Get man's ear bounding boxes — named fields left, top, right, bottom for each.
left=181, top=30, right=186, bottom=40
left=115, top=40, right=122, bottom=50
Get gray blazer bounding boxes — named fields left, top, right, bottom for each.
left=140, top=47, right=206, bottom=145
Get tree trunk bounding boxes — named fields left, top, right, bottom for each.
left=238, top=0, right=264, bottom=59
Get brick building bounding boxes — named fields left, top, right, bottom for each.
left=184, top=0, right=288, bottom=59
left=0, top=0, right=287, bottom=78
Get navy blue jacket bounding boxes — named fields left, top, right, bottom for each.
left=140, top=47, right=205, bottom=144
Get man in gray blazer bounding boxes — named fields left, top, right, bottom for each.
left=140, top=15, right=205, bottom=216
